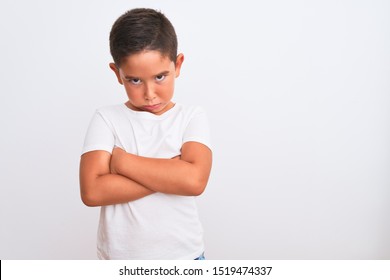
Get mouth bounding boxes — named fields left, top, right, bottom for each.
left=143, top=103, right=161, bottom=111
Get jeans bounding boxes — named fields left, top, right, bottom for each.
left=194, top=252, right=205, bottom=260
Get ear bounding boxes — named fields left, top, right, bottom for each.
left=109, top=63, right=124, bottom=85
left=174, top=53, right=184, bottom=78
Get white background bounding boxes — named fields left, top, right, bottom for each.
left=0, top=0, right=389, bottom=259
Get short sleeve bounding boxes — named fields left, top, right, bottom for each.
left=182, top=107, right=212, bottom=150
left=81, top=111, right=115, bottom=155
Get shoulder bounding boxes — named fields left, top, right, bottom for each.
left=93, top=104, right=128, bottom=122
left=177, top=104, right=212, bottom=150
left=174, top=103, right=207, bottom=118
left=168, top=104, right=209, bottom=128
left=95, top=104, right=125, bottom=116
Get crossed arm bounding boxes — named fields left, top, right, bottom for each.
left=79, top=141, right=212, bottom=207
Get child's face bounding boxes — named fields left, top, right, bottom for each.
left=110, top=50, right=184, bottom=115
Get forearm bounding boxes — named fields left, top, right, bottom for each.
left=113, top=153, right=205, bottom=196
left=80, top=172, right=154, bottom=207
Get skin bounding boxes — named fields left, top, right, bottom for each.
left=79, top=50, right=212, bottom=206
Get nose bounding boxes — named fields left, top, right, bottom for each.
left=144, top=83, right=156, bottom=101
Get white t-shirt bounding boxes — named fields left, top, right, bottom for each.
left=81, top=103, right=211, bottom=260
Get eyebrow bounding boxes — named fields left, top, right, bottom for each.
left=124, top=70, right=171, bottom=80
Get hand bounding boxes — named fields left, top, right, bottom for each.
left=110, top=147, right=126, bottom=174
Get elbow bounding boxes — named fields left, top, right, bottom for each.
left=81, top=192, right=100, bottom=207
left=81, top=195, right=98, bottom=207
left=187, top=178, right=208, bottom=196
left=192, top=186, right=206, bottom=196
left=189, top=167, right=210, bottom=196
left=80, top=182, right=101, bottom=207
left=185, top=169, right=210, bottom=196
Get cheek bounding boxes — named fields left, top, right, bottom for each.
left=161, top=86, right=174, bottom=99
left=162, top=80, right=175, bottom=96
left=124, top=86, right=141, bottom=100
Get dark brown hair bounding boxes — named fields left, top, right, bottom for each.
left=109, top=8, right=178, bottom=67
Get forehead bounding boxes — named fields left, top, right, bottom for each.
left=119, top=50, right=174, bottom=76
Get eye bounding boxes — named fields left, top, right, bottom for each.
left=155, top=75, right=166, bottom=82
left=129, top=78, right=141, bottom=85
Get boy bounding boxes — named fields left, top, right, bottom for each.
left=79, top=8, right=212, bottom=260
